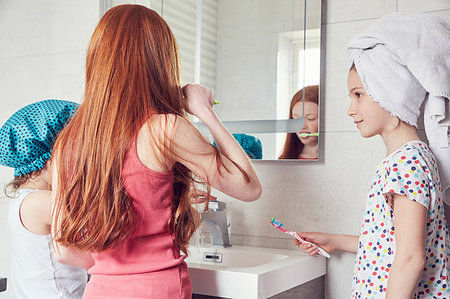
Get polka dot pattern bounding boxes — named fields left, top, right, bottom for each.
left=0, top=99, right=78, bottom=176
left=352, top=140, right=450, bottom=298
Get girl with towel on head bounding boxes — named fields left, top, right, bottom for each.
left=296, top=13, right=450, bottom=298
left=0, top=100, right=92, bottom=298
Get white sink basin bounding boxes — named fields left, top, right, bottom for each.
left=187, top=246, right=288, bottom=268
left=185, top=245, right=326, bottom=299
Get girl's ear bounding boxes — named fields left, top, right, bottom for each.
left=388, top=116, right=401, bottom=132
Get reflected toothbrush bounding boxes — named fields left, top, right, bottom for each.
left=270, top=218, right=330, bottom=258
left=297, top=132, right=319, bottom=138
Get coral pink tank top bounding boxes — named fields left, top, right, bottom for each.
left=84, top=141, right=192, bottom=298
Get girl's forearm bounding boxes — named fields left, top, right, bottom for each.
left=334, top=234, right=359, bottom=253
left=52, top=240, right=95, bottom=269
left=199, top=110, right=261, bottom=199
left=200, top=110, right=252, bottom=167
left=386, top=255, right=424, bottom=298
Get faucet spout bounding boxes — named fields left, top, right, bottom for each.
left=201, top=200, right=231, bottom=247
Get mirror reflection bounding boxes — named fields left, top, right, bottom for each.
left=156, top=0, right=321, bottom=160
left=278, top=85, right=319, bottom=160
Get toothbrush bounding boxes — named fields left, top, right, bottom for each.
left=270, top=218, right=330, bottom=258
left=297, top=132, right=319, bottom=138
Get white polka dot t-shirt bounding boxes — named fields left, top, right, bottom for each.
left=352, top=140, right=450, bottom=298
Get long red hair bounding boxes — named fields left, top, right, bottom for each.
left=278, top=85, right=319, bottom=159
left=52, top=5, right=211, bottom=254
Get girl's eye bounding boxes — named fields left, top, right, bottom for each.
left=307, top=117, right=317, bottom=121
left=355, top=92, right=362, bottom=98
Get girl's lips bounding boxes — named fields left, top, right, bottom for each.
left=297, top=132, right=310, bottom=138
left=354, top=120, right=363, bottom=128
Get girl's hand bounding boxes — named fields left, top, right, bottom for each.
left=182, top=84, right=215, bottom=120
left=295, top=232, right=338, bottom=256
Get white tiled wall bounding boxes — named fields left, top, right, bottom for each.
left=0, top=1, right=449, bottom=299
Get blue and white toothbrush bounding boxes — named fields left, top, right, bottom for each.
left=270, top=218, right=330, bottom=258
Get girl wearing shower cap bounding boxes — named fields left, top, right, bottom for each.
left=296, top=12, right=450, bottom=298
left=50, top=5, right=261, bottom=299
left=0, top=99, right=92, bottom=298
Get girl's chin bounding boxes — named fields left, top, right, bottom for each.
left=359, top=130, right=375, bottom=139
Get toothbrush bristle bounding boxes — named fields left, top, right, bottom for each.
left=270, top=218, right=283, bottom=227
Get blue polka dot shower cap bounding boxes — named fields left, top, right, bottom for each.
left=213, top=134, right=263, bottom=159
left=0, top=99, right=78, bottom=176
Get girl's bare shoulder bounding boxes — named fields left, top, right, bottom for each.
left=20, top=190, right=52, bottom=234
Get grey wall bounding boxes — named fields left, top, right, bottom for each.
left=1, top=1, right=449, bottom=299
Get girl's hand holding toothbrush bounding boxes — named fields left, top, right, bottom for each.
left=182, top=84, right=216, bottom=120
left=295, top=232, right=337, bottom=256
left=270, top=218, right=330, bottom=258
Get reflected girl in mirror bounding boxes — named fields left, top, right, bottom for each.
left=278, top=85, right=319, bottom=160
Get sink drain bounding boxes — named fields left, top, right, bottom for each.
left=203, top=252, right=223, bottom=263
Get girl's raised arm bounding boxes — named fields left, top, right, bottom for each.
left=167, top=84, right=261, bottom=202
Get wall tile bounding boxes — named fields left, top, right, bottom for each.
left=325, top=252, right=356, bottom=298
left=321, top=19, right=375, bottom=132
left=0, top=52, right=85, bottom=126
left=397, top=0, right=450, bottom=12
left=0, top=0, right=98, bottom=58
left=218, top=0, right=304, bottom=30
left=0, top=168, right=13, bottom=194
left=324, top=0, right=396, bottom=24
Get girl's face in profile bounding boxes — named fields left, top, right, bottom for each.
left=347, top=68, right=397, bottom=138
left=292, top=100, right=319, bottom=145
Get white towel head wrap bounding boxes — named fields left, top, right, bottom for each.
left=347, top=12, right=450, bottom=203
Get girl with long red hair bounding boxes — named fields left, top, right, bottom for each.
left=50, top=5, right=261, bottom=298
left=278, top=85, right=319, bottom=160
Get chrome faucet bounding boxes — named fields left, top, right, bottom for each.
left=201, top=200, right=231, bottom=247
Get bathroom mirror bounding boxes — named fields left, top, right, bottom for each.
left=103, top=0, right=321, bottom=160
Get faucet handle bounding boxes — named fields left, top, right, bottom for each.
left=208, top=200, right=226, bottom=211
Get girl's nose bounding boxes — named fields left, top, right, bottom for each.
left=301, top=122, right=308, bottom=130
left=347, top=101, right=356, bottom=117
